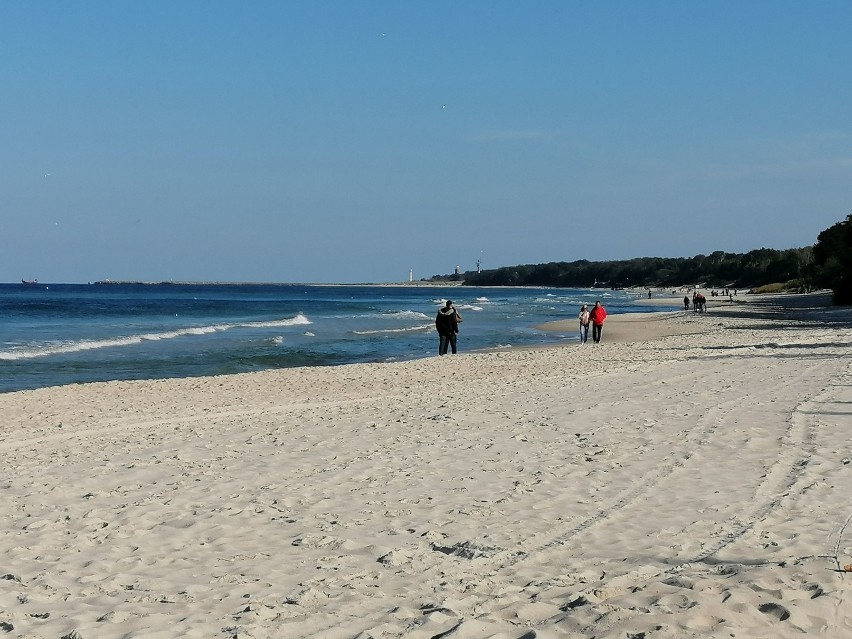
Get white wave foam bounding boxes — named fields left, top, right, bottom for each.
left=330, top=310, right=430, bottom=321
left=243, top=313, right=312, bottom=328
left=1, top=334, right=149, bottom=360
left=352, top=323, right=433, bottom=336
left=535, top=296, right=567, bottom=303
left=385, top=310, right=430, bottom=319
left=0, top=314, right=312, bottom=361
left=432, top=300, right=481, bottom=312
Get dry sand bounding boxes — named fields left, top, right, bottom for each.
left=1, top=293, right=851, bottom=638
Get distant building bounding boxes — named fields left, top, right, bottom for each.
left=454, top=265, right=460, bottom=276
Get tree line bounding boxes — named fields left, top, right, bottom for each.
left=810, top=213, right=852, bottom=304
left=428, top=214, right=851, bottom=304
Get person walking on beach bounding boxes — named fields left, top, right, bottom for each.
left=435, top=300, right=461, bottom=355
left=683, top=295, right=690, bottom=311
left=588, top=300, right=607, bottom=344
left=578, top=305, right=590, bottom=344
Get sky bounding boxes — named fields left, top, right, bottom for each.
left=2, top=2, right=851, bottom=284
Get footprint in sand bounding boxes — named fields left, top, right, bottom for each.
left=758, top=601, right=790, bottom=621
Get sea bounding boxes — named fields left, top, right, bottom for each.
left=0, top=283, right=681, bottom=393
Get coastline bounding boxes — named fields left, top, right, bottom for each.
left=532, top=291, right=827, bottom=344
left=534, top=310, right=703, bottom=343
left=2, top=292, right=851, bottom=637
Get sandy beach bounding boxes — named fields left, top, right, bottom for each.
left=2, top=293, right=851, bottom=638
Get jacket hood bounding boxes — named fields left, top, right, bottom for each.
left=438, top=307, right=455, bottom=316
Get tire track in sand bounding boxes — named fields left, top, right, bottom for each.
left=684, top=359, right=850, bottom=564
left=479, top=353, right=826, bottom=579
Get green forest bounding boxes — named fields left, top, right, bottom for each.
left=430, top=214, right=852, bottom=305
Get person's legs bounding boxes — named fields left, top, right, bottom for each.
left=439, top=334, right=449, bottom=355
left=448, top=333, right=457, bottom=354
left=580, top=324, right=588, bottom=343
left=592, top=323, right=602, bottom=343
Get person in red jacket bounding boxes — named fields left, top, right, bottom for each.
left=588, top=300, right=607, bottom=343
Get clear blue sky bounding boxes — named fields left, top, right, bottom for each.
left=2, top=2, right=850, bottom=283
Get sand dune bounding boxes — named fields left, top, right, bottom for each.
left=1, top=294, right=851, bottom=638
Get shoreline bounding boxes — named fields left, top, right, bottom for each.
left=531, top=290, right=840, bottom=344
left=534, top=310, right=703, bottom=343
left=530, top=291, right=818, bottom=345
left=0, top=290, right=832, bottom=395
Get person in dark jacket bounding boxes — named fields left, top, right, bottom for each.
left=435, top=300, right=461, bottom=355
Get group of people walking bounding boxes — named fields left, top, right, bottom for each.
left=684, top=292, right=707, bottom=312
left=578, top=300, right=607, bottom=344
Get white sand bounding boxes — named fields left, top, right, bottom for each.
left=2, top=294, right=852, bottom=638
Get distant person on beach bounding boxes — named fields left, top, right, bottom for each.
left=578, top=305, right=590, bottom=344
left=588, top=300, right=607, bottom=343
left=648, top=290, right=652, bottom=299
left=435, top=300, right=461, bottom=355
left=683, top=295, right=690, bottom=310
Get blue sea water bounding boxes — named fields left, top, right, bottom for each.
left=0, top=283, right=680, bottom=393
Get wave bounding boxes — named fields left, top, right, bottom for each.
left=0, top=314, right=312, bottom=361
left=329, top=310, right=430, bottom=320
left=243, top=313, right=312, bottom=328
left=351, top=323, right=433, bottom=336
left=384, top=310, right=430, bottom=319
left=430, top=299, right=483, bottom=312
